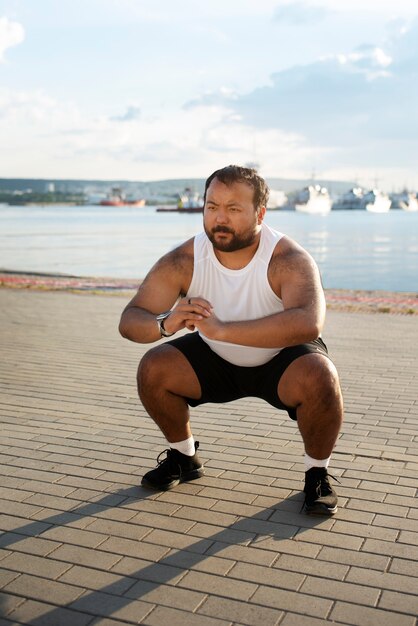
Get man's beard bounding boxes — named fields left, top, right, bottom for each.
left=205, top=225, right=258, bottom=252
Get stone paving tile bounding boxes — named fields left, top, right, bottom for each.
left=0, top=552, right=72, bottom=580
left=69, top=590, right=154, bottom=623
left=47, top=544, right=123, bottom=571
left=346, top=567, right=418, bottom=594
left=0, top=569, right=20, bottom=590
left=177, top=570, right=258, bottom=601
left=0, top=534, right=62, bottom=558
left=229, top=560, right=305, bottom=591
left=330, top=601, right=416, bottom=626
left=123, top=580, right=206, bottom=612
left=389, top=557, right=418, bottom=576
left=251, top=585, right=333, bottom=618
left=153, top=550, right=236, bottom=576
left=98, top=535, right=171, bottom=562
left=279, top=614, right=334, bottom=626
left=300, top=574, right=380, bottom=606
left=198, top=596, right=284, bottom=625
left=142, top=605, right=232, bottom=626
left=1, top=290, right=418, bottom=626
left=3, top=573, right=85, bottom=605
left=274, top=552, right=349, bottom=580
left=378, top=589, right=418, bottom=615
left=317, top=545, right=390, bottom=571
left=6, top=598, right=94, bottom=626
left=57, top=565, right=137, bottom=595
left=0, top=591, right=26, bottom=619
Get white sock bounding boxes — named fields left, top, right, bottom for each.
left=305, top=453, right=330, bottom=472
left=169, top=436, right=196, bottom=456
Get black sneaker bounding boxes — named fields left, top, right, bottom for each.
left=303, top=467, right=338, bottom=515
left=141, top=442, right=204, bottom=491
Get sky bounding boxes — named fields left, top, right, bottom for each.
left=0, top=0, right=417, bottom=190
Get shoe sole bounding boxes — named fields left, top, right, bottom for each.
left=141, top=467, right=205, bottom=491
left=305, top=503, right=338, bottom=516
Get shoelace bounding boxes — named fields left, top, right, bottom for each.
left=155, top=448, right=183, bottom=477
left=300, top=472, right=341, bottom=512
left=156, top=448, right=171, bottom=466
left=314, top=472, right=340, bottom=496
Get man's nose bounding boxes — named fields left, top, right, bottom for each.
left=215, top=208, right=228, bottom=223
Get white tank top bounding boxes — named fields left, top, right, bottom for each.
left=186, top=222, right=285, bottom=366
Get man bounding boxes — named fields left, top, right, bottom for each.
left=119, top=165, right=344, bottom=516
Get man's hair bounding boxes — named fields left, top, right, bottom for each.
left=203, top=165, right=270, bottom=210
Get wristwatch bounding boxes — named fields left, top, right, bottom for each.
left=156, top=311, right=175, bottom=337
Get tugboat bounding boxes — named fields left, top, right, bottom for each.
left=176, top=188, right=203, bottom=212
left=157, top=187, right=204, bottom=213
left=100, top=187, right=145, bottom=207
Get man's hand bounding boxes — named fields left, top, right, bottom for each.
left=191, top=309, right=225, bottom=339
left=163, top=296, right=213, bottom=335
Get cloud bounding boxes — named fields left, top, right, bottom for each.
left=0, top=89, right=79, bottom=126
left=2, top=16, right=418, bottom=186
left=110, top=104, right=141, bottom=122
left=186, top=20, right=418, bottom=166
left=0, top=16, right=25, bottom=62
left=336, top=45, right=392, bottom=74
left=273, top=1, right=333, bottom=24
left=0, top=82, right=314, bottom=180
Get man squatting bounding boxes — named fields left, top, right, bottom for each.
left=119, top=165, right=344, bottom=515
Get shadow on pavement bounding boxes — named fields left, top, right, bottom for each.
left=0, top=483, right=330, bottom=622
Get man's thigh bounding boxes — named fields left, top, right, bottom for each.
left=140, top=342, right=202, bottom=400
left=258, top=338, right=332, bottom=419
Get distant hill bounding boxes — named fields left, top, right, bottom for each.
left=0, top=176, right=357, bottom=200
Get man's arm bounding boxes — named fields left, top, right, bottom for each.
left=194, top=237, right=326, bottom=349
left=119, top=240, right=212, bottom=343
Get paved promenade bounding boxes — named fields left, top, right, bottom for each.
left=0, top=288, right=417, bottom=626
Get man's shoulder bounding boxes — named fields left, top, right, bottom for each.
left=164, top=236, right=195, bottom=270
left=269, top=235, right=317, bottom=273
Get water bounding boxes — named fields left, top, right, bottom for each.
left=0, top=204, right=417, bottom=292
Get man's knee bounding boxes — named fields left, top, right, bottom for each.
left=305, top=357, right=340, bottom=393
left=137, top=344, right=201, bottom=401
left=137, top=345, right=171, bottom=392
left=279, top=354, right=342, bottom=407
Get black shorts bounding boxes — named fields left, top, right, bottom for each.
left=167, top=332, right=330, bottom=420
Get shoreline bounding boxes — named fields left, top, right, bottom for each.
left=0, top=269, right=417, bottom=315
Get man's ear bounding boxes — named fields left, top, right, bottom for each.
left=257, top=205, right=267, bottom=224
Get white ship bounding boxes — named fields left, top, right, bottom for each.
left=332, top=187, right=364, bottom=210
left=362, top=189, right=391, bottom=213
left=390, top=190, right=418, bottom=212
left=332, top=187, right=392, bottom=212
left=294, top=185, right=331, bottom=215
left=267, top=189, right=287, bottom=210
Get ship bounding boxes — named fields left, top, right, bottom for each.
left=390, top=190, right=418, bottom=212
left=100, top=187, right=145, bottom=207
left=332, top=187, right=364, bottom=210
left=294, top=185, right=331, bottom=214
left=362, top=189, right=391, bottom=213
left=332, top=187, right=392, bottom=212
left=156, top=187, right=204, bottom=213
left=267, top=189, right=288, bottom=210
